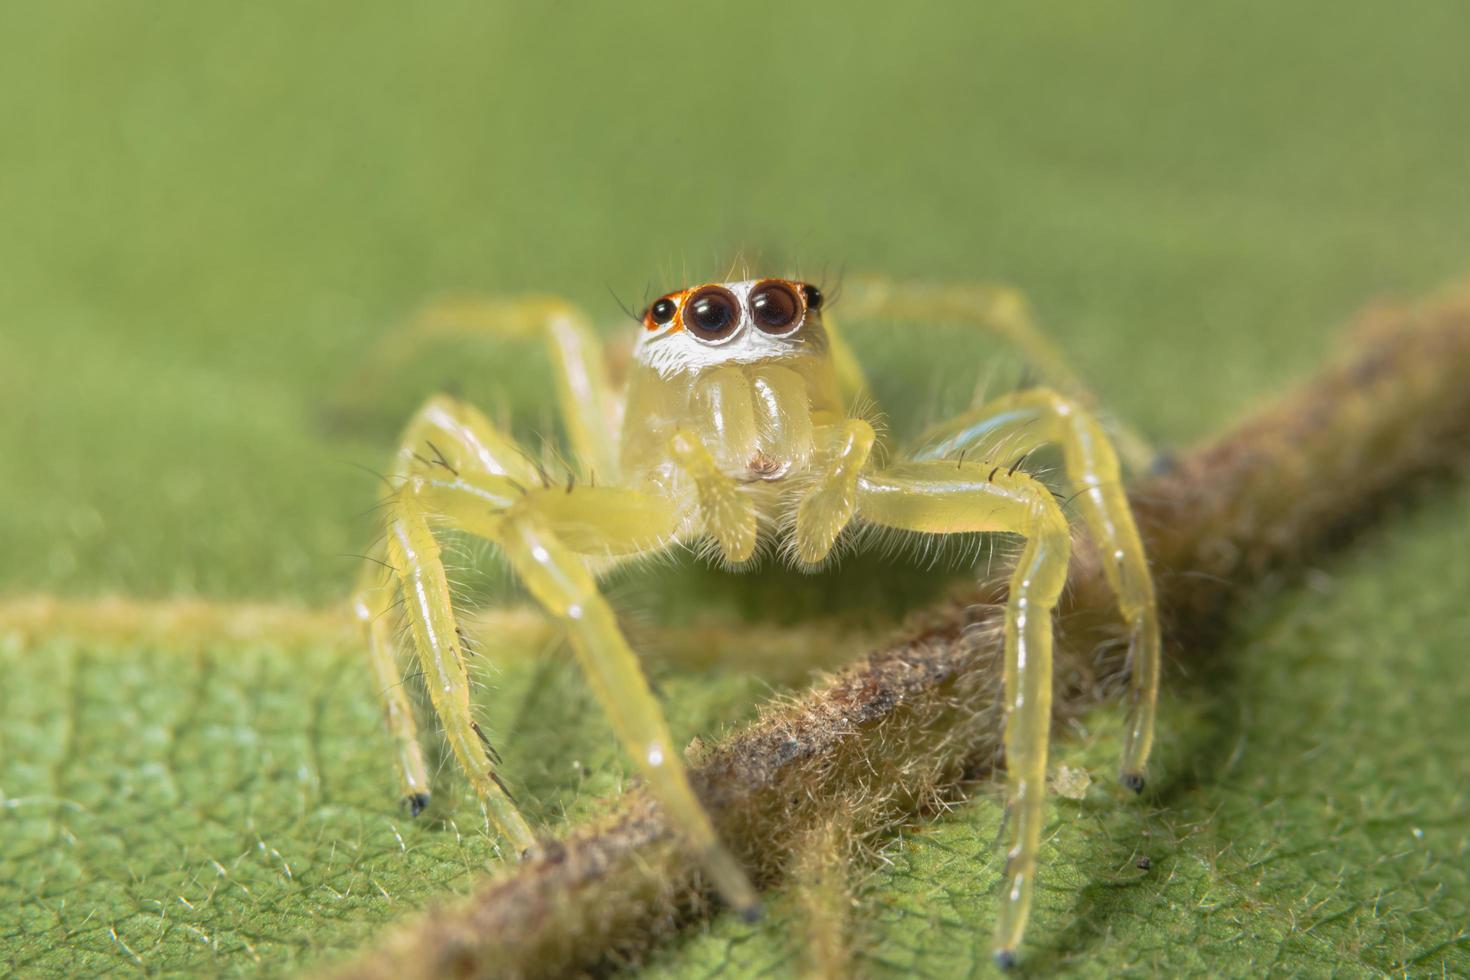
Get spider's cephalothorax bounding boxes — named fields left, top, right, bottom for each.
left=621, top=280, right=844, bottom=532
left=350, top=275, right=1162, bottom=967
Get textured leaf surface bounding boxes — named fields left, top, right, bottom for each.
left=0, top=628, right=785, bottom=975
left=3, top=1, right=1469, bottom=977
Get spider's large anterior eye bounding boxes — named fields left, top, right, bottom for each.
left=750, top=281, right=803, bottom=334
left=649, top=297, right=677, bottom=325
left=684, top=286, right=741, bottom=342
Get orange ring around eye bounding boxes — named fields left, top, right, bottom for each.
left=682, top=285, right=742, bottom=342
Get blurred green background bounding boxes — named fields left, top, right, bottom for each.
left=3, top=2, right=1469, bottom=977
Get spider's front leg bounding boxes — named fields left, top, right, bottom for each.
left=351, top=394, right=550, bottom=846
left=354, top=395, right=759, bottom=911
left=913, top=388, right=1161, bottom=787
left=854, top=463, right=1071, bottom=967
left=795, top=448, right=1069, bottom=964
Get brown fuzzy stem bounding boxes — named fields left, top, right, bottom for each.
left=331, top=283, right=1470, bottom=980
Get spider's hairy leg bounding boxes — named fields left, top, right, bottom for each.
left=500, top=518, right=760, bottom=917
left=793, top=419, right=877, bottom=565
left=913, top=388, right=1161, bottom=788
left=854, top=462, right=1070, bottom=966
left=352, top=558, right=433, bottom=815
left=386, top=478, right=538, bottom=854
left=349, top=394, right=546, bottom=818
left=342, top=295, right=621, bottom=479
left=388, top=393, right=546, bottom=485
left=829, top=277, right=1155, bottom=473
left=403, top=474, right=761, bottom=917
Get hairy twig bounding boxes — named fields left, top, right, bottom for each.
left=332, top=282, right=1470, bottom=980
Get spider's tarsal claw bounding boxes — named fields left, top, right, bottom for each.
left=738, top=901, right=763, bottom=925
left=994, top=949, right=1018, bottom=971
left=403, top=792, right=431, bottom=817
left=1120, top=770, right=1146, bottom=794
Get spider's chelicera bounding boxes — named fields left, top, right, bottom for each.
left=350, top=276, right=1161, bottom=966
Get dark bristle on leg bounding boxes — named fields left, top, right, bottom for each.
left=1120, top=771, right=1146, bottom=793
left=404, top=792, right=431, bottom=817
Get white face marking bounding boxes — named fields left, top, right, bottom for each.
left=633, top=279, right=824, bottom=378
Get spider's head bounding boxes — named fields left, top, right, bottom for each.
left=633, top=279, right=826, bottom=377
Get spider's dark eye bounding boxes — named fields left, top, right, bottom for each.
left=750, top=281, right=803, bottom=334
left=800, top=283, right=823, bottom=311
left=684, top=286, right=741, bottom=342
left=649, top=297, right=677, bottom=325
